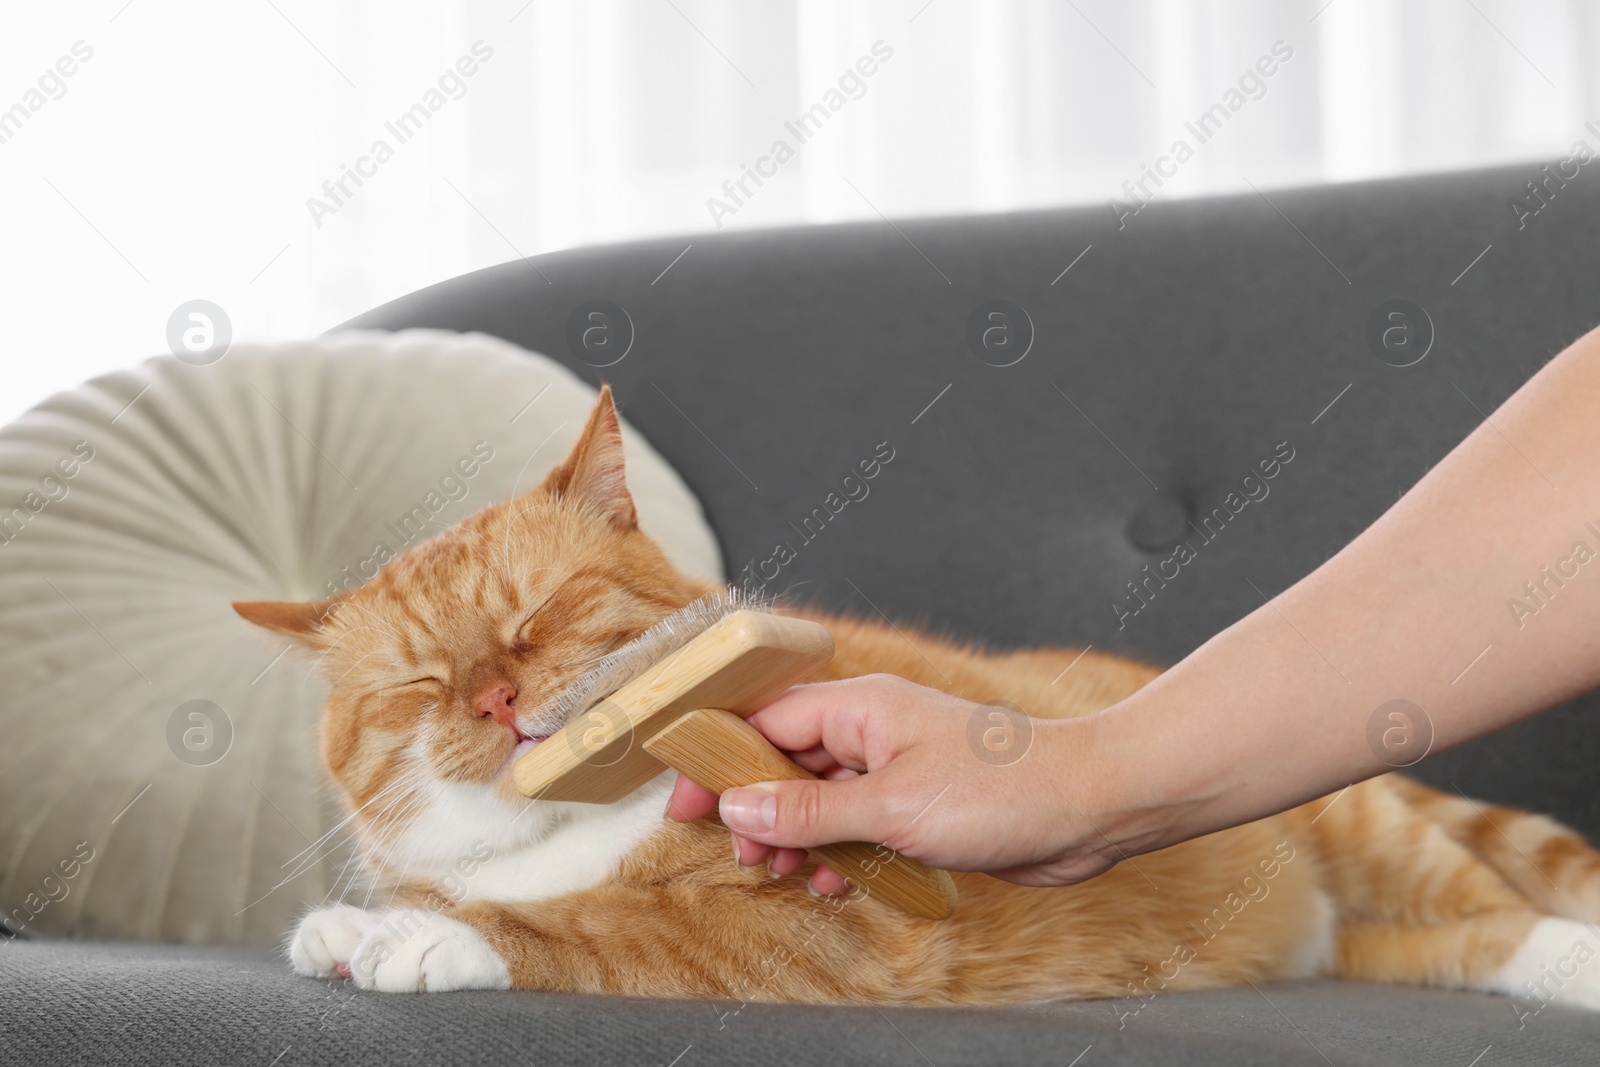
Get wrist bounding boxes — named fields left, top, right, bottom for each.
left=1050, top=699, right=1231, bottom=861
left=1029, top=716, right=1151, bottom=865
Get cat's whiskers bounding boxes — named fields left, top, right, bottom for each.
left=338, top=782, right=434, bottom=907
left=357, top=768, right=433, bottom=845
left=283, top=758, right=430, bottom=893
left=276, top=775, right=414, bottom=880
left=356, top=789, right=447, bottom=903
left=277, top=792, right=429, bottom=909
left=380, top=834, right=425, bottom=911
left=318, top=839, right=366, bottom=907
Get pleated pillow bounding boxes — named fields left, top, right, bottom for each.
left=0, top=330, right=723, bottom=945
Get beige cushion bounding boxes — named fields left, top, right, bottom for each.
left=0, top=330, right=724, bottom=945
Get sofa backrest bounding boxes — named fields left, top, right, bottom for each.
left=346, top=161, right=1600, bottom=836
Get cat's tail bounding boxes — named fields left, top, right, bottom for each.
left=1392, top=776, right=1600, bottom=925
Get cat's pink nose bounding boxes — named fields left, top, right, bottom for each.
left=473, top=684, right=518, bottom=731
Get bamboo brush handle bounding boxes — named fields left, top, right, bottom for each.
left=644, top=708, right=959, bottom=920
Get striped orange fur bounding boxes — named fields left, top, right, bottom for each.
left=235, top=387, right=1600, bottom=1008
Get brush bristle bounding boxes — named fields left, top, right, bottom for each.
left=521, top=587, right=772, bottom=737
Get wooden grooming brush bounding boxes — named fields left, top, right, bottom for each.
left=511, top=591, right=959, bottom=920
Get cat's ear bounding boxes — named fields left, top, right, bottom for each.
left=232, top=598, right=340, bottom=645
left=542, top=384, right=638, bottom=530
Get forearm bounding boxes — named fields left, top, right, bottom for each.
left=1084, top=326, right=1600, bottom=855
left=700, top=338, right=1600, bottom=886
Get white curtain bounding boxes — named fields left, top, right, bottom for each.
left=2, top=0, right=1594, bottom=424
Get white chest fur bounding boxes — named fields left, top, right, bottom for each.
left=373, top=769, right=678, bottom=905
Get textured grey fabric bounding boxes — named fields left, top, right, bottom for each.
left=13, top=164, right=1600, bottom=1064
left=4, top=940, right=1597, bottom=1067
left=346, top=161, right=1600, bottom=843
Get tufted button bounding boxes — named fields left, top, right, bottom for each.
left=1127, top=494, right=1190, bottom=552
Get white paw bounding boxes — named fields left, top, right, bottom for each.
left=347, top=908, right=511, bottom=993
left=288, top=905, right=382, bottom=978
left=1490, top=917, right=1600, bottom=1014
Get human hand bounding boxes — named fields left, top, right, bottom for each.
left=665, top=673, right=1126, bottom=895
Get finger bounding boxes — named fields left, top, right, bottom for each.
left=666, top=775, right=720, bottom=822
left=718, top=775, right=890, bottom=850
left=809, top=863, right=850, bottom=897
left=820, top=766, right=859, bottom=781
left=767, top=847, right=808, bottom=877
left=789, top=744, right=843, bottom=775
left=743, top=678, right=895, bottom=769
left=732, top=835, right=772, bottom=870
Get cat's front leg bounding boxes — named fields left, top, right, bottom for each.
left=345, top=907, right=511, bottom=993
left=288, top=904, right=385, bottom=979
left=442, top=883, right=914, bottom=1001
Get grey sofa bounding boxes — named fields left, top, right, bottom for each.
left=8, top=162, right=1600, bottom=1065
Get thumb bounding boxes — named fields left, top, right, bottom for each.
left=718, top=776, right=888, bottom=849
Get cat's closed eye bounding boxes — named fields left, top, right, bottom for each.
left=399, top=676, right=444, bottom=689
left=512, top=614, right=543, bottom=655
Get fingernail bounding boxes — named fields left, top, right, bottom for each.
left=720, top=787, right=776, bottom=833
left=731, top=837, right=752, bottom=871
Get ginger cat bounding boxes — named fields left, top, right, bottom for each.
left=236, top=387, right=1600, bottom=1012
